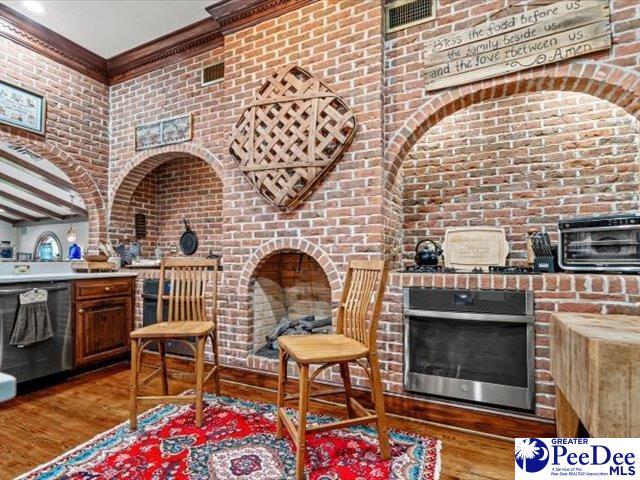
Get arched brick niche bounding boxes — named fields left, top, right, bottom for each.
left=235, top=238, right=342, bottom=365
left=385, top=63, right=640, bottom=264
left=108, top=146, right=224, bottom=256
left=250, top=250, right=332, bottom=356
left=401, top=90, right=640, bottom=264
left=0, top=133, right=105, bottom=246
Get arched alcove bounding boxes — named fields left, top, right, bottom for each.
left=401, top=90, right=640, bottom=264
left=109, top=152, right=223, bottom=257
left=250, top=249, right=332, bottom=357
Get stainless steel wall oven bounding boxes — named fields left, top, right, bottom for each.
left=403, top=288, right=535, bottom=411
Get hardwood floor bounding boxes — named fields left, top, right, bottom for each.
left=0, top=363, right=514, bottom=479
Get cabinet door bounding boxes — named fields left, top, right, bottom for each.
left=75, top=296, right=133, bottom=366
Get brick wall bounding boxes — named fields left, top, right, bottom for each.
left=403, top=91, right=640, bottom=264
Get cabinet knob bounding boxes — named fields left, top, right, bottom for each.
left=105, top=286, right=111, bottom=291
left=78, top=308, right=84, bottom=313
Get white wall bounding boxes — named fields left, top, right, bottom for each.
left=0, top=220, right=17, bottom=245
left=0, top=220, right=89, bottom=260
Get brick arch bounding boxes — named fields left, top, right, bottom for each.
left=238, top=238, right=342, bottom=297
left=108, top=143, right=225, bottom=239
left=385, top=62, right=640, bottom=192
left=0, top=131, right=105, bottom=244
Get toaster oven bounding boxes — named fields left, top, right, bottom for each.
left=558, top=214, right=640, bottom=273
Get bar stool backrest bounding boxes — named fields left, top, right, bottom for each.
left=336, top=259, right=388, bottom=351
left=156, top=257, right=219, bottom=323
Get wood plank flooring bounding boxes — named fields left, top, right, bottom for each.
left=0, top=364, right=514, bottom=479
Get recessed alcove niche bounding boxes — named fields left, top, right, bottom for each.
left=250, top=250, right=332, bottom=358
left=109, top=155, right=223, bottom=257
left=402, top=90, right=640, bottom=265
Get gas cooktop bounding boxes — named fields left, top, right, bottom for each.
left=403, top=265, right=534, bottom=275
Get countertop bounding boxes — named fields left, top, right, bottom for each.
left=0, top=270, right=138, bottom=285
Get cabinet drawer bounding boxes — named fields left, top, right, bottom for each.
left=75, top=278, right=133, bottom=300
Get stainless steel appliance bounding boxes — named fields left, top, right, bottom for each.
left=404, top=287, right=535, bottom=410
left=0, top=282, right=72, bottom=383
left=558, top=213, right=640, bottom=272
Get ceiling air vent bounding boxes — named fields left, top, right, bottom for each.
left=202, top=62, right=224, bottom=86
left=386, top=0, right=436, bottom=33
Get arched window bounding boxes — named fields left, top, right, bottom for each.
left=33, top=232, right=62, bottom=261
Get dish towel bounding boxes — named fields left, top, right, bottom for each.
left=10, top=289, right=53, bottom=347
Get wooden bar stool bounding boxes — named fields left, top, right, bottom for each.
left=276, top=259, right=390, bottom=480
left=129, top=257, right=220, bottom=429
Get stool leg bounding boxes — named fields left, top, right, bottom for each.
left=129, top=338, right=139, bottom=430
left=295, top=364, right=309, bottom=480
left=276, top=348, right=287, bottom=439
left=158, top=339, right=168, bottom=396
left=211, top=332, right=220, bottom=395
left=339, top=362, right=356, bottom=419
left=368, top=354, right=391, bottom=460
left=195, top=336, right=205, bottom=427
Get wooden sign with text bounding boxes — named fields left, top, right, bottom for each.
left=424, top=1, right=611, bottom=91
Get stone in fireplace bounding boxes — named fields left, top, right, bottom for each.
left=251, top=251, right=332, bottom=358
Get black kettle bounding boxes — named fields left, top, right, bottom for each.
left=414, top=239, right=443, bottom=267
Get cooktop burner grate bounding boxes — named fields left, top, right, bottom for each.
left=403, top=265, right=534, bottom=274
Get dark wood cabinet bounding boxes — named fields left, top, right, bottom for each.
left=74, top=277, right=135, bottom=367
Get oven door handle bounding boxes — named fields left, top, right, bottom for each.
left=404, top=308, right=535, bottom=324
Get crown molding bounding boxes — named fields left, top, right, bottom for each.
left=206, top=0, right=318, bottom=35
left=0, top=0, right=318, bottom=86
left=106, top=18, right=223, bottom=85
left=0, top=4, right=109, bottom=84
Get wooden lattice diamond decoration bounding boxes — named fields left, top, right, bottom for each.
left=229, top=64, right=357, bottom=210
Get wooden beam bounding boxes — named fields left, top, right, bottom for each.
left=0, top=149, right=76, bottom=192
left=0, top=172, right=87, bottom=215
left=0, top=214, right=17, bottom=225
left=0, top=190, right=64, bottom=219
left=0, top=203, right=38, bottom=222
left=12, top=215, right=87, bottom=228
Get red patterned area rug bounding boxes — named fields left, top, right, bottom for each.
left=19, top=394, right=441, bottom=479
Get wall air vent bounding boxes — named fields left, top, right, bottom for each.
left=385, top=0, right=436, bottom=34
left=202, top=62, right=224, bottom=86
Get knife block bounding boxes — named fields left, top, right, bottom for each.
left=534, top=253, right=557, bottom=273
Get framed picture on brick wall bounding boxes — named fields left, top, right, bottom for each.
left=135, top=113, right=192, bottom=151
left=0, top=80, right=46, bottom=135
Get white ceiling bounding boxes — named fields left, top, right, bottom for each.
left=1, top=0, right=213, bottom=58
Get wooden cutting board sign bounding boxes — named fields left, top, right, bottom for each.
left=443, top=227, right=509, bottom=270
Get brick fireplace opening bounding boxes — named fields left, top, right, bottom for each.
left=251, top=250, right=332, bottom=358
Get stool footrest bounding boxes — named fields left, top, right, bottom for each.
left=138, top=367, right=163, bottom=388
left=136, top=395, right=197, bottom=404
left=306, top=415, right=377, bottom=434
left=350, top=397, right=370, bottom=417
left=285, top=387, right=344, bottom=402
left=277, top=407, right=299, bottom=444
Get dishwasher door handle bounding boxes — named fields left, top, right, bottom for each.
left=0, top=285, right=70, bottom=296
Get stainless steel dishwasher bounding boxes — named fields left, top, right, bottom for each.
left=0, top=282, right=72, bottom=383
